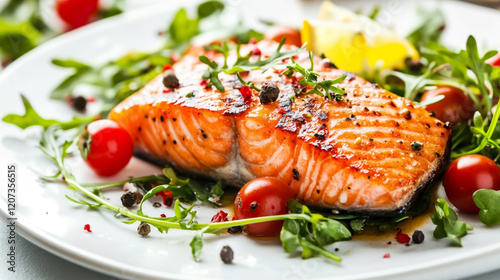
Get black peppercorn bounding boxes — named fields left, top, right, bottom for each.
left=72, top=96, right=87, bottom=111
left=137, top=222, right=151, bottom=236
left=153, top=202, right=162, bottom=208
left=163, top=70, right=179, bottom=88
left=405, top=57, right=424, bottom=73
left=220, top=245, right=234, bottom=264
left=412, top=230, right=425, bottom=244
left=135, top=192, right=143, bottom=203
left=121, top=192, right=136, bottom=207
left=292, top=169, right=299, bottom=181
left=249, top=201, right=258, bottom=212
left=227, top=226, right=242, bottom=234
left=411, top=141, right=423, bottom=151
left=121, top=191, right=141, bottom=207
left=259, top=82, right=280, bottom=104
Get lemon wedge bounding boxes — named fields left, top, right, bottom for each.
left=301, top=1, right=418, bottom=75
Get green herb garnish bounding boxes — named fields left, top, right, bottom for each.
left=2, top=95, right=94, bottom=130
left=281, top=200, right=351, bottom=261
left=430, top=199, right=473, bottom=246
left=282, top=51, right=347, bottom=101
left=236, top=73, right=260, bottom=91
left=199, top=38, right=304, bottom=92
left=473, top=189, right=500, bottom=226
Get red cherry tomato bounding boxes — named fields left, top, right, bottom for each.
left=79, top=120, right=133, bottom=176
left=421, top=86, right=475, bottom=124
left=443, top=155, right=500, bottom=213
left=486, top=52, right=500, bottom=67
left=264, top=26, right=302, bottom=48
left=56, top=0, right=99, bottom=29
left=234, top=177, right=294, bottom=236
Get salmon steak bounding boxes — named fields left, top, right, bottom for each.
left=109, top=40, right=451, bottom=216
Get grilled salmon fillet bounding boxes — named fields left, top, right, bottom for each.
left=109, top=40, right=451, bottom=216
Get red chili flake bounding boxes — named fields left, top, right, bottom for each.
left=83, top=224, right=92, bottom=233
left=277, top=106, right=287, bottom=114
left=249, top=38, right=257, bottom=44
left=383, top=253, right=390, bottom=258
left=160, top=214, right=166, bottom=218
left=281, top=58, right=290, bottom=63
left=163, top=88, right=172, bottom=93
left=273, top=69, right=281, bottom=74
left=163, top=64, right=173, bottom=71
left=200, top=79, right=211, bottom=89
left=86, top=97, right=96, bottom=103
left=252, top=48, right=262, bottom=56
left=291, top=77, right=299, bottom=85
left=210, top=210, right=229, bottom=223
left=240, top=86, right=252, bottom=103
left=292, top=55, right=299, bottom=60
left=156, top=190, right=174, bottom=207
left=231, top=217, right=236, bottom=221
left=396, top=232, right=411, bottom=244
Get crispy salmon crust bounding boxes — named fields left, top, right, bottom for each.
left=109, top=40, right=451, bottom=215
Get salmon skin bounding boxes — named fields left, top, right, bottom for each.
left=109, top=40, right=451, bottom=216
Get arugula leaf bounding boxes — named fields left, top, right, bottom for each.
left=2, top=95, right=94, bottom=130
left=368, top=5, right=380, bottom=21
left=386, top=62, right=464, bottom=101
left=168, top=8, right=199, bottom=45
left=416, top=94, right=444, bottom=107
left=452, top=99, right=500, bottom=160
left=190, top=226, right=209, bottom=261
left=280, top=200, right=351, bottom=262
left=50, top=59, right=96, bottom=99
left=439, top=36, right=497, bottom=114
left=473, top=189, right=500, bottom=226
left=237, top=72, right=260, bottom=91
left=197, top=1, right=224, bottom=19
left=430, top=199, right=473, bottom=246
left=0, top=18, right=41, bottom=59
left=137, top=185, right=171, bottom=216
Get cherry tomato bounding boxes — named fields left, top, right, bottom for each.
left=56, top=0, right=99, bottom=29
left=79, top=120, right=133, bottom=176
left=264, top=26, right=302, bottom=48
left=421, top=86, right=475, bottom=124
left=443, top=155, right=500, bottom=213
left=486, top=52, right=500, bottom=67
left=234, top=177, right=294, bottom=236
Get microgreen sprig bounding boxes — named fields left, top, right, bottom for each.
left=473, top=189, right=500, bottom=226
left=198, top=38, right=305, bottom=92
left=236, top=72, right=260, bottom=91
left=430, top=199, right=473, bottom=247
left=282, top=51, right=347, bottom=101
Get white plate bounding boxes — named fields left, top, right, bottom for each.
left=1, top=1, right=500, bottom=279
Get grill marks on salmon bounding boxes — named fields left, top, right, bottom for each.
left=109, top=40, right=451, bottom=215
